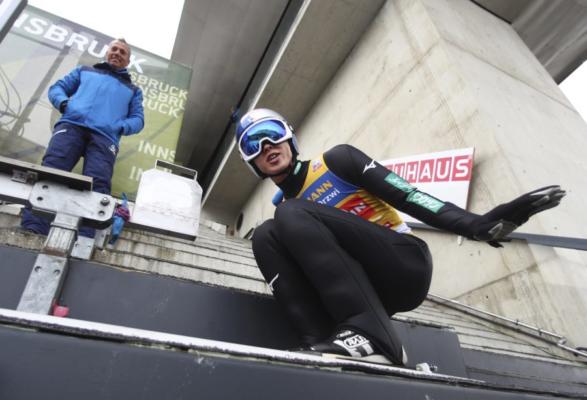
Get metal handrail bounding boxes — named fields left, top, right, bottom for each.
left=428, top=293, right=587, bottom=360
left=407, top=221, right=587, bottom=359
left=407, top=222, right=587, bottom=251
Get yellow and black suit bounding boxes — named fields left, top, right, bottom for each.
left=252, top=144, right=480, bottom=365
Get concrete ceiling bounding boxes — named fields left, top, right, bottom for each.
left=475, top=0, right=587, bottom=82
left=170, top=0, right=288, bottom=171
left=170, top=0, right=587, bottom=226
left=200, top=0, right=387, bottom=224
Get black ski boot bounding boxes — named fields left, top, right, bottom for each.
left=301, top=329, right=408, bottom=365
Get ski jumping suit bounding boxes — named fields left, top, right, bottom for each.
left=253, top=144, right=480, bottom=364
left=21, top=62, right=144, bottom=237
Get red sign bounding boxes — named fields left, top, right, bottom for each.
left=384, top=154, right=473, bottom=184
left=380, top=147, right=475, bottom=223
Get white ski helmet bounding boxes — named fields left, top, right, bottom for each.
left=235, top=108, right=299, bottom=178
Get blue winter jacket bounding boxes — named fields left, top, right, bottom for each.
left=48, top=62, right=144, bottom=146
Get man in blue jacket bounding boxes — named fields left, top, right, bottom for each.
left=21, top=38, right=145, bottom=237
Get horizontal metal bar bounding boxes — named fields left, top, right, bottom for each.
left=428, top=294, right=563, bottom=340
left=0, top=155, right=92, bottom=191
left=557, top=342, right=587, bottom=359
left=428, top=294, right=587, bottom=360
left=0, top=308, right=481, bottom=386
left=407, top=222, right=587, bottom=251
left=155, top=160, right=197, bottom=180
left=0, top=174, right=33, bottom=205
left=508, top=231, right=587, bottom=251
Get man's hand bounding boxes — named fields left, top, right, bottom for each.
left=59, top=100, right=68, bottom=114
left=473, top=186, right=566, bottom=247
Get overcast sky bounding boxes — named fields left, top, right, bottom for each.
left=27, top=0, right=587, bottom=122
left=560, top=62, right=587, bottom=123
left=28, top=0, right=185, bottom=58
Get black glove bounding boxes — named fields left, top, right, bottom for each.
left=473, top=185, right=566, bottom=247
left=59, top=100, right=68, bottom=113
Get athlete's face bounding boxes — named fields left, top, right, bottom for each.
left=253, top=141, right=293, bottom=182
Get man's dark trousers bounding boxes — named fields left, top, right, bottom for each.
left=21, top=123, right=118, bottom=238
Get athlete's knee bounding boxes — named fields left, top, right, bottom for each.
left=274, top=200, right=317, bottom=241
left=251, top=220, right=282, bottom=281
left=275, top=198, right=311, bottom=221
left=252, top=219, right=277, bottom=250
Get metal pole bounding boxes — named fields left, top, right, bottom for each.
left=408, top=222, right=587, bottom=251
left=427, top=294, right=587, bottom=360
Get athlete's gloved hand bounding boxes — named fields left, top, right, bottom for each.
left=472, top=186, right=566, bottom=247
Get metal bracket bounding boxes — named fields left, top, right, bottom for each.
left=12, top=169, right=38, bottom=185
left=16, top=254, right=68, bottom=314
left=18, top=184, right=116, bottom=311
left=0, top=155, right=92, bottom=191
left=0, top=156, right=118, bottom=315
left=17, top=212, right=80, bottom=313
left=29, top=181, right=115, bottom=228
left=43, top=213, right=80, bottom=256
left=93, top=227, right=110, bottom=250
left=71, top=236, right=96, bottom=260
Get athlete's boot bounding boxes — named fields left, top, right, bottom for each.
left=301, top=329, right=408, bottom=365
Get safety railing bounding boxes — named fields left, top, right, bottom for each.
left=427, top=293, right=587, bottom=360
left=407, top=221, right=587, bottom=360
left=408, top=222, right=587, bottom=251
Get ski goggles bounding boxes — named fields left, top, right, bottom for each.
left=237, top=119, right=293, bottom=161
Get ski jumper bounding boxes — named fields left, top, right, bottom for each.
left=21, top=62, right=144, bottom=237
left=252, top=144, right=487, bottom=364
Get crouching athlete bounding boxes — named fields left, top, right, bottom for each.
left=235, top=108, right=565, bottom=365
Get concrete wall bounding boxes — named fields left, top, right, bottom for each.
left=236, top=0, right=587, bottom=345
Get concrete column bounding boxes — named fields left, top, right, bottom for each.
left=239, top=0, right=587, bottom=345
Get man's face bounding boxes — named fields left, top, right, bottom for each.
left=106, top=41, right=131, bottom=69
left=252, top=141, right=293, bottom=178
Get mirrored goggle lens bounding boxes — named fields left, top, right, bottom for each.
left=239, top=120, right=288, bottom=158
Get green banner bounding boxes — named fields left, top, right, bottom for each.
left=0, top=5, right=191, bottom=199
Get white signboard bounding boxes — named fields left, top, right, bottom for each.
left=381, top=147, right=475, bottom=223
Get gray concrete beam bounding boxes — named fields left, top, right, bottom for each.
left=202, top=0, right=386, bottom=225
left=475, top=0, right=587, bottom=83
left=171, top=0, right=288, bottom=169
